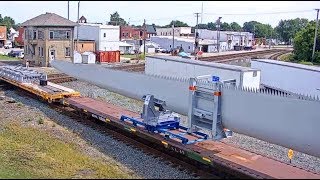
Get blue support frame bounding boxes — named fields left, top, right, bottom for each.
left=120, top=115, right=208, bottom=145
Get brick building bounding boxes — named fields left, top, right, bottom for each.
left=21, top=12, right=77, bottom=67
left=120, top=25, right=156, bottom=40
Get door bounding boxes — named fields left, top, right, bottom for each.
left=49, top=50, right=55, bottom=62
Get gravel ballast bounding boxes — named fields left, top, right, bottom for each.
left=2, top=88, right=195, bottom=179
left=61, top=80, right=320, bottom=174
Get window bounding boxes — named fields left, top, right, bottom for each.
left=126, top=32, right=128, bottom=36
left=25, top=45, right=28, bottom=55
left=188, top=46, right=190, bottom=49
left=103, top=33, right=106, bottom=37
left=169, top=45, right=171, bottom=48
left=33, top=30, right=37, bottom=39
left=41, top=47, right=44, bottom=57
left=38, top=47, right=41, bottom=56
left=122, top=32, right=125, bottom=37
left=82, top=44, right=84, bottom=48
left=49, top=31, right=54, bottom=39
left=66, top=31, right=70, bottom=39
left=65, top=47, right=71, bottom=57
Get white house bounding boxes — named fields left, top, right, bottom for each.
left=119, top=41, right=134, bottom=54
left=156, top=27, right=192, bottom=37
left=74, top=23, right=120, bottom=51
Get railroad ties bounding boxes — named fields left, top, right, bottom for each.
left=47, top=73, right=77, bottom=83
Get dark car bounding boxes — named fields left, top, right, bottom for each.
left=8, top=50, right=23, bottom=58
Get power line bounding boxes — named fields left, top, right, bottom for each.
left=204, top=9, right=313, bottom=16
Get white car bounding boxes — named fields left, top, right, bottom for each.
left=155, top=47, right=165, bottom=53
left=4, top=42, right=12, bottom=49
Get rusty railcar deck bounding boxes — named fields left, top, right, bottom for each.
left=63, top=96, right=320, bottom=179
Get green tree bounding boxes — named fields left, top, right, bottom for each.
left=275, top=18, right=309, bottom=44
left=243, top=21, right=273, bottom=38
left=207, top=22, right=217, bottom=30
left=293, top=21, right=320, bottom=63
left=164, top=20, right=189, bottom=27
left=230, top=22, right=242, bottom=31
left=108, top=11, right=127, bottom=26
left=220, top=22, right=231, bottom=31
left=197, top=23, right=208, bottom=29
left=0, top=15, right=16, bottom=33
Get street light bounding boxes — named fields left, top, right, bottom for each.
left=216, top=17, right=222, bottom=53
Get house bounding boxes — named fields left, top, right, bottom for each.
left=150, top=36, right=222, bottom=53
left=120, top=24, right=156, bottom=40
left=75, top=23, right=120, bottom=51
left=140, top=44, right=156, bottom=54
left=119, top=41, right=134, bottom=54
left=14, top=27, right=24, bottom=47
left=78, top=15, right=87, bottom=23
left=21, top=12, right=77, bottom=67
left=8, top=28, right=19, bottom=41
left=0, top=26, right=6, bottom=47
left=74, top=39, right=95, bottom=53
left=156, top=27, right=192, bottom=37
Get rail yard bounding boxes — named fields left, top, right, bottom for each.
left=0, top=50, right=319, bottom=179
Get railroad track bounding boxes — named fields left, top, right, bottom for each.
left=269, top=50, right=292, bottom=60
left=199, top=49, right=290, bottom=63
left=47, top=73, right=77, bottom=83
left=110, top=64, right=145, bottom=72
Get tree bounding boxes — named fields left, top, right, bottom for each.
left=275, top=18, right=309, bottom=44
left=293, top=21, right=320, bottom=63
left=164, top=20, right=189, bottom=28
left=108, top=11, right=127, bottom=26
left=197, top=23, right=208, bottom=29
left=230, top=22, right=242, bottom=31
left=207, top=22, right=217, bottom=30
left=220, top=22, right=231, bottom=31
left=0, top=15, right=16, bottom=33
left=243, top=21, right=273, bottom=38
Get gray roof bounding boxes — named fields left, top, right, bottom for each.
left=146, top=25, right=156, bottom=34
left=21, top=12, right=78, bottom=27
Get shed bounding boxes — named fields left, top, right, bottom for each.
left=140, top=44, right=156, bottom=54
left=82, top=51, right=96, bottom=64
left=119, top=41, right=134, bottom=54
left=73, top=51, right=82, bottom=64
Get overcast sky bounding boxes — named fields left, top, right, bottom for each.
left=1, top=1, right=319, bottom=27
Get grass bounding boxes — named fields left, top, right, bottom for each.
left=0, top=123, right=133, bottom=178
left=0, top=54, right=19, bottom=60
left=121, top=54, right=145, bottom=60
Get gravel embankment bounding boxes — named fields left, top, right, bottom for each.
left=2, top=88, right=196, bottom=179
left=61, top=80, right=320, bottom=174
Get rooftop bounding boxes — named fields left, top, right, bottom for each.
left=21, top=12, right=78, bottom=27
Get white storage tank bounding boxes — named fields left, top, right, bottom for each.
left=82, top=52, right=96, bottom=64
left=73, top=51, right=82, bottom=64
left=146, top=55, right=261, bottom=89
left=251, top=59, right=320, bottom=96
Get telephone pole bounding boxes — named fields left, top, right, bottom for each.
left=76, top=1, right=80, bottom=51
left=312, top=8, right=320, bottom=62
left=194, top=13, right=200, bottom=55
left=143, top=19, right=146, bottom=58
left=172, top=21, right=175, bottom=50
left=67, top=1, right=70, bottom=20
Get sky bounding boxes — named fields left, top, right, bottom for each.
left=0, top=1, right=319, bottom=27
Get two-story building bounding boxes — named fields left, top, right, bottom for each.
left=21, top=12, right=77, bottom=67
left=155, top=27, right=192, bottom=37
left=75, top=23, right=120, bottom=51
left=120, top=25, right=156, bottom=40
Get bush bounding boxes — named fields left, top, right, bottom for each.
left=279, top=53, right=294, bottom=62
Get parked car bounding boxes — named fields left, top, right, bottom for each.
left=8, top=50, right=24, bottom=58
left=4, top=42, right=13, bottom=49
left=155, top=47, right=166, bottom=53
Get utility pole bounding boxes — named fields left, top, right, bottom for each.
left=194, top=13, right=200, bottom=55
left=216, top=17, right=222, bottom=52
left=67, top=1, right=70, bottom=20
left=172, top=21, right=175, bottom=50
left=76, top=1, right=80, bottom=51
left=312, top=9, right=320, bottom=62
left=143, top=19, right=146, bottom=58
left=201, top=2, right=204, bottom=24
